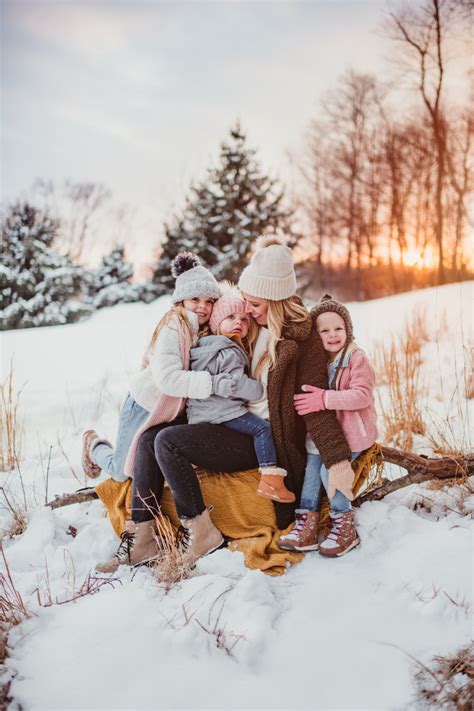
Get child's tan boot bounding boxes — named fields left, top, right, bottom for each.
left=257, top=466, right=296, bottom=503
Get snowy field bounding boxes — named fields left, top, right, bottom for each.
left=1, top=281, right=473, bottom=710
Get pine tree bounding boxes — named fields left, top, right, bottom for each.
left=151, top=122, right=295, bottom=290
left=0, top=202, right=92, bottom=329
left=91, top=245, right=156, bottom=309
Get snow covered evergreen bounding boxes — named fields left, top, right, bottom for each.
left=0, top=203, right=92, bottom=330
left=152, top=122, right=295, bottom=291
left=88, top=245, right=154, bottom=309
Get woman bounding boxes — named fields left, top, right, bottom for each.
left=101, top=236, right=354, bottom=570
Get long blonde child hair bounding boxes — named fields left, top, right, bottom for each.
left=141, top=303, right=210, bottom=369
left=254, top=295, right=310, bottom=379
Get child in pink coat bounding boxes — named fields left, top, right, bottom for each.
left=279, top=294, right=377, bottom=558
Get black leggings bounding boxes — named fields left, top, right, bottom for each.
left=131, top=422, right=258, bottom=522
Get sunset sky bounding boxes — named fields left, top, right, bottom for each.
left=2, top=1, right=470, bottom=270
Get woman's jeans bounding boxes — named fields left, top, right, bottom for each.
left=132, top=422, right=258, bottom=523
left=300, top=451, right=361, bottom=514
left=91, top=394, right=149, bottom=482
left=223, top=412, right=276, bottom=468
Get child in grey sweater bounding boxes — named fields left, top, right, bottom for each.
left=187, top=287, right=295, bottom=504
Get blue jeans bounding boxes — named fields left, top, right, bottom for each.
left=223, top=412, right=277, bottom=468
left=91, top=393, right=149, bottom=482
left=300, top=451, right=361, bottom=513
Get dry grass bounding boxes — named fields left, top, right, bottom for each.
left=0, top=486, right=28, bottom=539
left=466, top=348, right=474, bottom=399
left=373, top=306, right=428, bottom=449
left=0, top=362, right=25, bottom=472
left=413, top=644, right=474, bottom=710
left=150, top=513, right=196, bottom=591
left=0, top=541, right=31, bottom=678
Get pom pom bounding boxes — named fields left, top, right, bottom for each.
left=217, top=280, right=241, bottom=298
left=171, top=252, right=201, bottom=278
left=255, top=235, right=287, bottom=250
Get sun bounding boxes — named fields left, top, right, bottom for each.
left=403, top=250, right=424, bottom=268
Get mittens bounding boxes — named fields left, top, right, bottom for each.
left=327, top=460, right=355, bottom=501
left=211, top=373, right=236, bottom=398
left=293, top=384, right=326, bottom=415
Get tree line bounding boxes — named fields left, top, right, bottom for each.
left=1, top=0, right=472, bottom=329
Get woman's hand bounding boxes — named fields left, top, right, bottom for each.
left=293, top=384, right=326, bottom=415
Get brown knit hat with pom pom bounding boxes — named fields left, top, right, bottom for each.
left=312, top=293, right=354, bottom=342
left=238, top=235, right=297, bottom=301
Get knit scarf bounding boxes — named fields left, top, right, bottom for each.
left=124, top=318, right=192, bottom=478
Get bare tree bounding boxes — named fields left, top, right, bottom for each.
left=63, top=181, right=111, bottom=260
left=323, top=71, right=381, bottom=285
left=445, top=106, right=474, bottom=272
left=386, top=0, right=461, bottom=283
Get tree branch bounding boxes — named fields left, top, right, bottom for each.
left=354, top=445, right=473, bottom=505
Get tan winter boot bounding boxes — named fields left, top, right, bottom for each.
left=82, top=430, right=101, bottom=479
left=257, top=466, right=296, bottom=503
left=278, top=510, right=319, bottom=552
left=177, top=507, right=224, bottom=567
left=319, top=510, right=360, bottom=558
left=95, top=519, right=159, bottom=573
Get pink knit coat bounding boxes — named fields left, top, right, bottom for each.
left=124, top=323, right=191, bottom=478
left=324, top=348, right=378, bottom=452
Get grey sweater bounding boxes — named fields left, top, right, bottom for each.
left=186, top=335, right=264, bottom=425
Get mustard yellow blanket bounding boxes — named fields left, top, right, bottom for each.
left=96, top=445, right=380, bottom=576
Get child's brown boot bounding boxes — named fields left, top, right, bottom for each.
left=319, top=510, right=360, bottom=557
left=278, top=509, right=319, bottom=551
left=257, top=466, right=295, bottom=503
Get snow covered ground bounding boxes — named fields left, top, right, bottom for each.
left=1, top=281, right=473, bottom=710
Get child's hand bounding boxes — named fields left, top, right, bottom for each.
left=211, top=374, right=237, bottom=398
left=293, top=385, right=326, bottom=415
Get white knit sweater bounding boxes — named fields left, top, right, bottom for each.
left=129, top=311, right=212, bottom=412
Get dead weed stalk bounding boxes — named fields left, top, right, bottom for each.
left=0, top=362, right=25, bottom=472
left=413, top=644, right=473, bottom=710
left=151, top=512, right=196, bottom=591
left=373, top=307, right=428, bottom=449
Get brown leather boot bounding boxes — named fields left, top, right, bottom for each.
left=177, top=507, right=225, bottom=567
left=319, top=510, right=360, bottom=557
left=96, top=520, right=159, bottom=573
left=278, top=510, right=319, bottom=551
left=257, top=467, right=296, bottom=503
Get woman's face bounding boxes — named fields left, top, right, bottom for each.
left=182, top=297, right=215, bottom=325
left=218, top=312, right=250, bottom=338
left=241, top=293, right=269, bottom=326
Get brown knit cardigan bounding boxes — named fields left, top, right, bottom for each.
left=267, top=307, right=352, bottom=529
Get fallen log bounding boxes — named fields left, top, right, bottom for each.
left=353, top=446, right=473, bottom=506
left=47, top=488, right=98, bottom=509
left=46, top=447, right=473, bottom=510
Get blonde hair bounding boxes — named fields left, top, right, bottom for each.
left=255, top=296, right=310, bottom=378
left=141, top=303, right=209, bottom=369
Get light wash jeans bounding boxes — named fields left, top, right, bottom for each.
left=91, top=393, right=149, bottom=482
left=224, top=412, right=277, bottom=468
left=300, top=451, right=361, bottom=513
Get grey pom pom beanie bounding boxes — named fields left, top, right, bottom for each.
left=171, top=252, right=220, bottom=304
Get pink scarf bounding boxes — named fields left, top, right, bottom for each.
left=124, top=320, right=192, bottom=478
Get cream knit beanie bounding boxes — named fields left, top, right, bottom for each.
left=238, top=236, right=297, bottom=301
